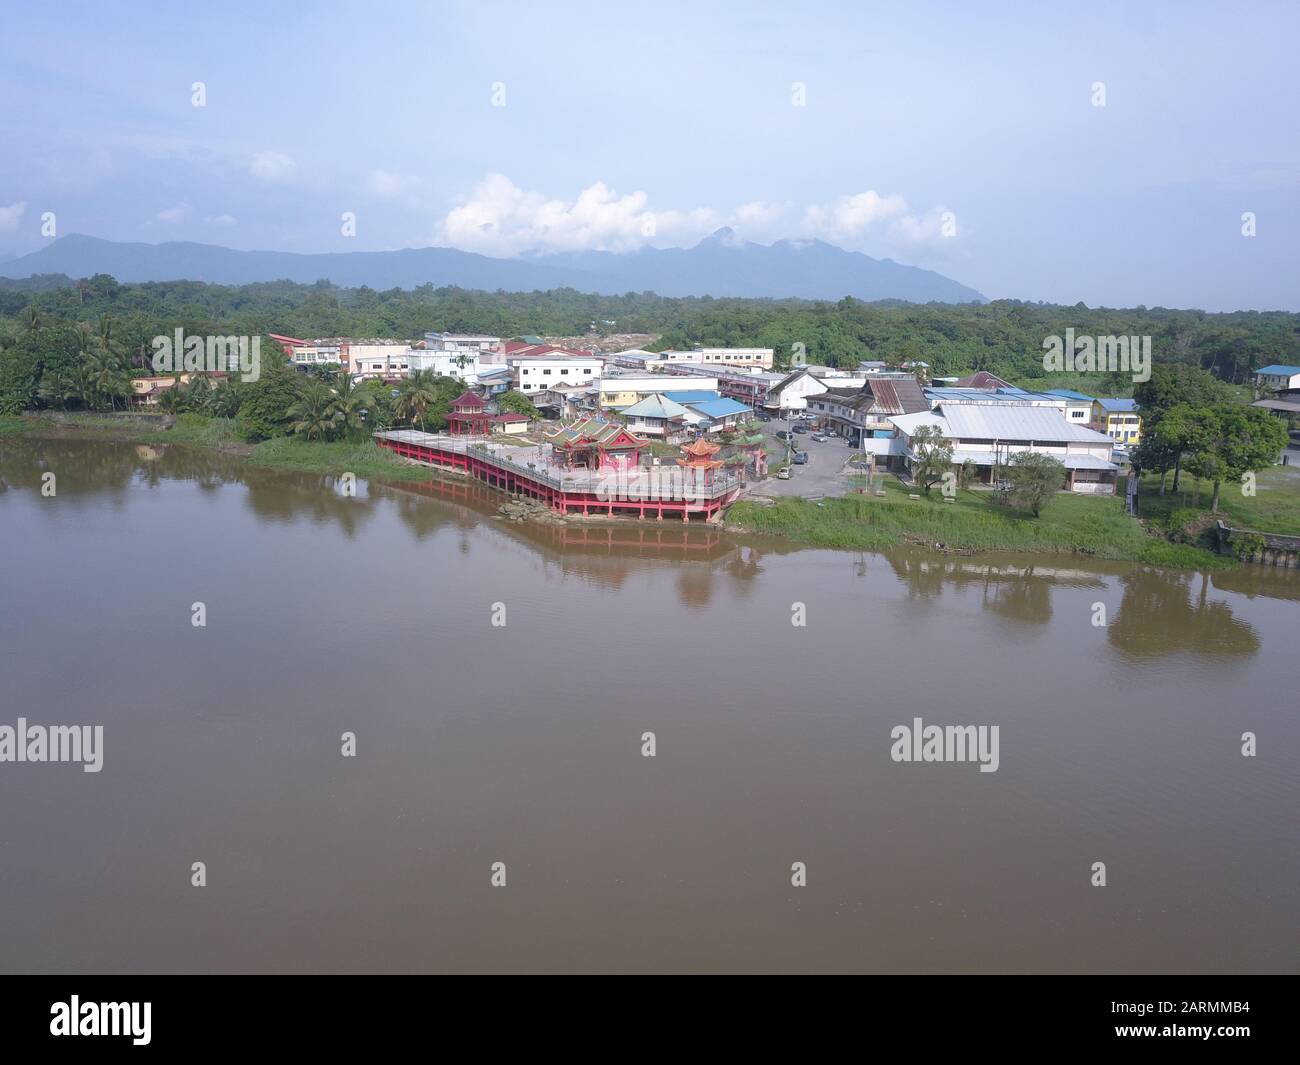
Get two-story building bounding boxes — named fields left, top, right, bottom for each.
left=1091, top=398, right=1142, bottom=445
left=508, top=348, right=605, bottom=394
left=806, top=375, right=929, bottom=446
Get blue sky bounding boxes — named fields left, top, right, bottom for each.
left=1, top=0, right=1296, bottom=309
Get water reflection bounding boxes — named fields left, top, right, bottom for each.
left=885, top=554, right=1110, bottom=625
left=0, top=437, right=1265, bottom=660
left=1110, top=568, right=1260, bottom=659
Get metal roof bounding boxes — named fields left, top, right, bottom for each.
left=893, top=404, right=1113, bottom=444
left=1096, top=398, right=1138, bottom=412
left=622, top=394, right=690, bottom=419
left=682, top=397, right=751, bottom=419
left=1256, top=364, right=1300, bottom=376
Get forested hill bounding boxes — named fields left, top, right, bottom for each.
left=1, top=273, right=1296, bottom=388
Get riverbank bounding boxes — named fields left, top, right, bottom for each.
left=0, top=412, right=439, bottom=482
left=727, top=479, right=1236, bottom=570
left=0, top=412, right=1252, bottom=569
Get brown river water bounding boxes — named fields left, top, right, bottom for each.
left=0, top=438, right=1296, bottom=973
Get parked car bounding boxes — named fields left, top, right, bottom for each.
left=792, top=424, right=808, bottom=434
left=776, top=466, right=792, bottom=479
left=793, top=451, right=809, bottom=464
left=775, top=430, right=792, bottom=441
left=811, top=432, right=829, bottom=442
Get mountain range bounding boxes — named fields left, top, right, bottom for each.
left=0, top=230, right=987, bottom=304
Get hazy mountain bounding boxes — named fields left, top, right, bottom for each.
left=1, top=230, right=986, bottom=303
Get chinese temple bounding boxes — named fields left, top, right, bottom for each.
left=447, top=391, right=491, bottom=436
left=543, top=416, right=645, bottom=470
left=677, top=437, right=726, bottom=486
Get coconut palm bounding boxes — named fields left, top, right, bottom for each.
left=393, top=370, right=439, bottom=432
left=206, top=378, right=241, bottom=418
left=84, top=349, right=131, bottom=411
left=20, top=305, right=40, bottom=333
left=287, top=379, right=336, bottom=440
left=156, top=379, right=189, bottom=413
left=326, top=371, right=373, bottom=440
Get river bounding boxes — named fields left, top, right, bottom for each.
left=0, top=438, right=1296, bottom=973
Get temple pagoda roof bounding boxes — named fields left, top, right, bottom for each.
left=452, top=391, right=486, bottom=408
left=544, top=416, right=645, bottom=450
left=681, top=437, right=721, bottom=458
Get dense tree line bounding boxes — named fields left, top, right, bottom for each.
left=2, top=274, right=1297, bottom=389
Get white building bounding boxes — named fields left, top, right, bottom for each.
left=408, top=348, right=482, bottom=381
left=349, top=344, right=413, bottom=378
left=423, top=333, right=500, bottom=354
left=765, top=369, right=832, bottom=414
left=289, top=344, right=343, bottom=367
left=686, top=347, right=774, bottom=369
left=509, top=352, right=605, bottom=394
left=889, top=403, right=1119, bottom=494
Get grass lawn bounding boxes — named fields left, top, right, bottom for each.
left=244, top=436, right=442, bottom=481
left=1131, top=465, right=1300, bottom=536
left=729, top=477, right=1231, bottom=568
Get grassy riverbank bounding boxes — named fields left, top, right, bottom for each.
left=728, top=479, right=1234, bottom=569
left=1133, top=466, right=1300, bottom=536
left=0, top=411, right=439, bottom=482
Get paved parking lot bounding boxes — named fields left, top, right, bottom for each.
left=748, top=415, right=863, bottom=498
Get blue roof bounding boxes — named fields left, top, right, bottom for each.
left=662, top=390, right=723, bottom=404
left=1097, top=397, right=1138, bottom=412
left=1256, top=364, right=1300, bottom=376
left=682, top=397, right=751, bottom=419
left=1046, top=388, right=1095, bottom=401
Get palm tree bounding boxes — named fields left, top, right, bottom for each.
left=84, top=349, right=131, bottom=411
left=20, top=305, right=40, bottom=333
left=287, top=379, right=336, bottom=440
left=326, top=371, right=373, bottom=440
left=394, top=371, right=439, bottom=432
left=207, top=378, right=241, bottom=418
left=156, top=379, right=188, bottom=414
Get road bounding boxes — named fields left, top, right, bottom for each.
left=747, top=415, right=862, bottom=498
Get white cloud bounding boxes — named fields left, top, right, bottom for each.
left=152, top=201, right=192, bottom=224
left=436, top=176, right=956, bottom=257
left=0, top=201, right=27, bottom=232
left=803, top=190, right=909, bottom=242
left=440, top=174, right=721, bottom=255
left=249, top=150, right=295, bottom=183
left=368, top=169, right=422, bottom=198
left=204, top=214, right=237, bottom=227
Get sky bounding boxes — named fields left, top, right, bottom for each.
left=0, top=0, right=1296, bottom=310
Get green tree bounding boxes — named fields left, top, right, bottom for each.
left=496, top=390, right=539, bottom=418
left=1183, top=405, right=1288, bottom=513
left=393, top=370, right=440, bottom=431
left=237, top=353, right=302, bottom=440
left=287, top=379, right=337, bottom=440
left=1146, top=404, right=1207, bottom=495
left=1005, top=451, right=1065, bottom=516
left=325, top=371, right=374, bottom=440
left=909, top=423, right=953, bottom=493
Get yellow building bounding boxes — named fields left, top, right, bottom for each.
left=1091, top=398, right=1141, bottom=444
